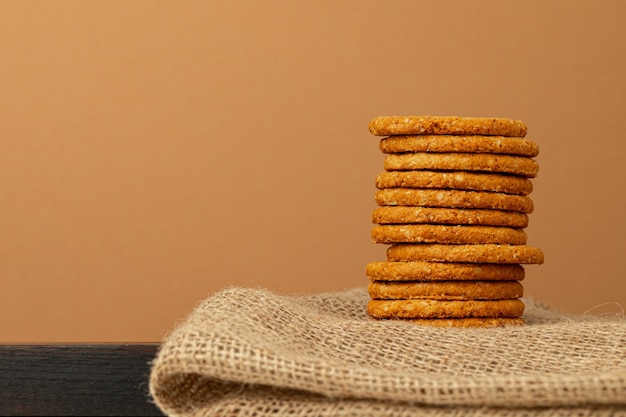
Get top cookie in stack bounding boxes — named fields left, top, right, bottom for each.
left=366, top=116, right=544, bottom=327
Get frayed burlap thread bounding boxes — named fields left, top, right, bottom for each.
left=149, top=287, right=626, bottom=417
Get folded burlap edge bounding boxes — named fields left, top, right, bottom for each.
left=149, top=286, right=626, bottom=417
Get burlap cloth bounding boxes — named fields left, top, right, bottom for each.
left=149, top=287, right=626, bottom=416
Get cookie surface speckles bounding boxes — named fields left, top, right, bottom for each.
left=379, top=135, right=539, bottom=156
left=384, top=153, right=539, bottom=178
left=366, top=261, right=525, bottom=281
left=399, top=317, right=525, bottom=327
left=367, top=299, right=525, bottom=319
left=368, top=116, right=528, bottom=137
left=376, top=170, right=533, bottom=195
left=374, top=188, right=534, bottom=213
left=372, top=206, right=529, bottom=228
left=386, top=244, right=545, bottom=264
left=368, top=280, right=524, bottom=301
left=371, top=224, right=527, bottom=245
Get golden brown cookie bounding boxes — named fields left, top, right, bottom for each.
left=367, top=299, right=525, bottom=319
left=375, top=170, right=533, bottom=195
left=366, top=261, right=525, bottom=281
left=368, top=280, right=524, bottom=301
left=401, top=317, right=525, bottom=327
left=371, top=224, right=527, bottom=245
left=368, top=116, right=528, bottom=137
left=384, top=153, right=539, bottom=177
left=374, top=188, right=534, bottom=213
left=387, top=244, right=545, bottom=264
left=372, top=207, right=529, bottom=228
left=379, top=135, right=539, bottom=156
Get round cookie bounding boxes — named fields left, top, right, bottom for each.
left=368, top=116, right=528, bottom=137
left=386, top=244, right=545, bottom=264
left=371, top=224, right=527, bottom=245
left=384, top=153, right=539, bottom=177
left=374, top=188, right=534, bottom=213
left=372, top=207, right=529, bottom=228
left=368, top=280, right=524, bottom=301
left=366, top=261, right=525, bottom=281
left=375, top=170, right=533, bottom=195
left=401, top=317, right=525, bottom=328
left=379, top=135, right=539, bottom=157
left=367, top=299, right=525, bottom=319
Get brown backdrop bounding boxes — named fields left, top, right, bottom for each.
left=1, top=0, right=625, bottom=342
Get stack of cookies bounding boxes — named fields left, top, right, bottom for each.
left=366, top=116, right=544, bottom=327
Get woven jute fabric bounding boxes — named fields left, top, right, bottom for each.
left=149, top=287, right=626, bottom=416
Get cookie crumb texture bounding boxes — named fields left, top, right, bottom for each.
left=372, top=206, right=529, bottom=228
left=386, top=244, right=544, bottom=265
left=374, top=188, right=534, bottom=213
left=368, top=280, right=524, bottom=301
left=375, top=170, right=534, bottom=195
left=371, top=224, right=527, bottom=245
left=369, top=116, right=528, bottom=137
left=366, top=261, right=525, bottom=281
left=367, top=299, right=525, bottom=319
left=401, top=317, right=526, bottom=327
left=383, top=153, right=539, bottom=178
left=379, top=135, right=539, bottom=156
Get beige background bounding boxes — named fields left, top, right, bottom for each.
left=1, top=0, right=625, bottom=342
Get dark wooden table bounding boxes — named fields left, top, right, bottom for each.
left=0, top=344, right=165, bottom=416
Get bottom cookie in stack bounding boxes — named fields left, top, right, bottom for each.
left=367, top=294, right=526, bottom=328
left=366, top=245, right=544, bottom=327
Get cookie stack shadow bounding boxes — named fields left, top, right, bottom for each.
left=366, top=116, right=544, bottom=327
